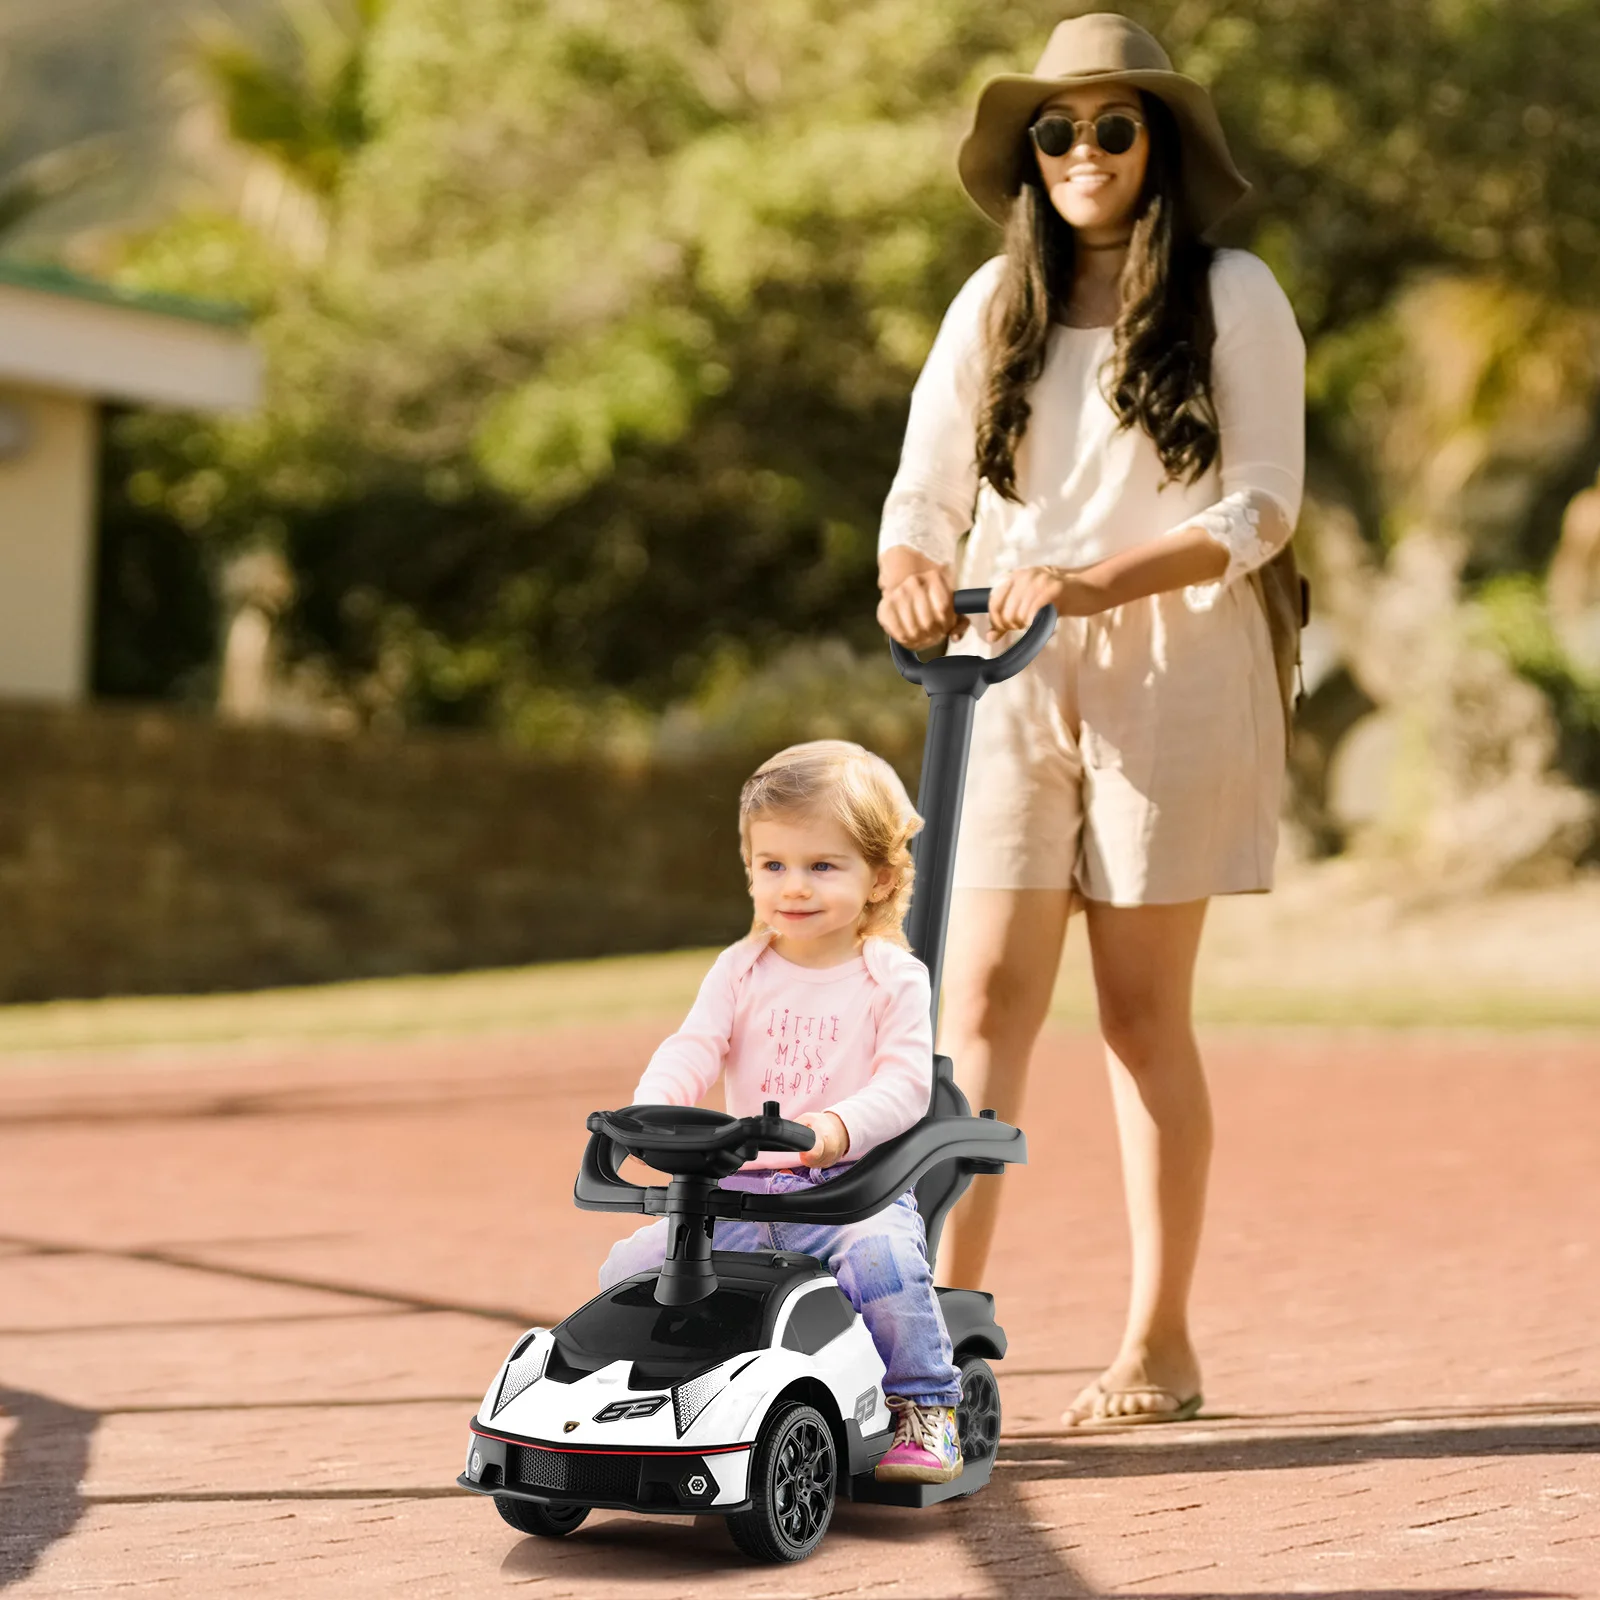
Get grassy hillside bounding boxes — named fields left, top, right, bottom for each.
left=1, top=869, right=1596, bottom=1059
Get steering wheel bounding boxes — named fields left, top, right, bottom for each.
left=588, top=1102, right=815, bottom=1179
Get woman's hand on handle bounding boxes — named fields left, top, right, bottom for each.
left=986, top=565, right=1108, bottom=637
left=877, top=547, right=968, bottom=651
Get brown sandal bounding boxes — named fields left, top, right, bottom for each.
left=1061, top=1380, right=1203, bottom=1428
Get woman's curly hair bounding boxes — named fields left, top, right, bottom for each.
left=975, top=93, right=1220, bottom=501
left=738, top=740, right=922, bottom=948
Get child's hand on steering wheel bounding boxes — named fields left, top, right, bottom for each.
left=794, top=1111, right=851, bottom=1168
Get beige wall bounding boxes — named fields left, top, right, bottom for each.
left=0, top=385, right=96, bottom=701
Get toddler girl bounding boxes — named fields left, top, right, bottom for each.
left=600, top=739, right=964, bottom=1484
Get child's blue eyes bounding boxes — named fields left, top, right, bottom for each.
left=760, top=861, right=836, bottom=873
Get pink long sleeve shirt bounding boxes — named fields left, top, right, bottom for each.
left=631, top=932, right=934, bottom=1170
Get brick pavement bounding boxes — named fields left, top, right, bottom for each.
left=0, top=1022, right=1595, bottom=1596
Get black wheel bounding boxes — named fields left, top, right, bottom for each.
left=726, top=1400, right=836, bottom=1563
left=494, top=1496, right=590, bottom=1537
left=955, top=1354, right=1001, bottom=1466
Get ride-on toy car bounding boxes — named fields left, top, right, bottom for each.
left=458, top=590, right=1056, bottom=1561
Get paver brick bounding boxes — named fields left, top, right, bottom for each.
left=1, top=1024, right=1597, bottom=1596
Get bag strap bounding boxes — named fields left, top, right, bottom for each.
left=1248, top=545, right=1308, bottom=750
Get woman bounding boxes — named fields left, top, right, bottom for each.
left=876, top=13, right=1304, bottom=1427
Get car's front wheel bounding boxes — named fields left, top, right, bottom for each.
left=494, top=1496, right=589, bottom=1538
left=726, top=1400, right=836, bottom=1562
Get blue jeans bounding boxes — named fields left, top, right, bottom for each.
left=600, top=1164, right=962, bottom=1407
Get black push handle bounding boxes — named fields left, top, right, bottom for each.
left=889, top=586, right=1056, bottom=688
left=887, top=586, right=1057, bottom=1027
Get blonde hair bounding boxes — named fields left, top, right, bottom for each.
left=739, top=740, right=923, bottom=948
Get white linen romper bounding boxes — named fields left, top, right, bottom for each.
left=879, top=249, right=1306, bottom=904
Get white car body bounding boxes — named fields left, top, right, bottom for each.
left=463, top=1274, right=889, bottom=1511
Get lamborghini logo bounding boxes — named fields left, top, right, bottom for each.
left=563, top=1420, right=579, bottom=1433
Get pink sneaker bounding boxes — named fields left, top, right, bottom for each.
left=873, top=1397, right=964, bottom=1483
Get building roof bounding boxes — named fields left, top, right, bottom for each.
left=0, top=259, right=250, bottom=328
left=0, top=258, right=260, bottom=413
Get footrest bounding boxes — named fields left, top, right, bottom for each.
left=844, top=1452, right=993, bottom=1507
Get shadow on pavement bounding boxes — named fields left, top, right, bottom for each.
left=494, top=1500, right=973, bottom=1570
left=493, top=1497, right=1566, bottom=1600
left=1000, top=1415, right=1600, bottom=1479
left=497, top=1511, right=759, bottom=1578
left=493, top=1475, right=1100, bottom=1592
left=482, top=1415, right=1596, bottom=1593
left=0, top=1230, right=554, bottom=1328
left=0, top=1387, right=98, bottom=1590
left=0, top=1077, right=575, bottom=1131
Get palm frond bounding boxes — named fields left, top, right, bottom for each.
left=0, top=136, right=118, bottom=240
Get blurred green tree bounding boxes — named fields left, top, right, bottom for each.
left=102, top=0, right=1600, bottom=755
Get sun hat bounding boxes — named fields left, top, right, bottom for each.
left=957, top=13, right=1250, bottom=236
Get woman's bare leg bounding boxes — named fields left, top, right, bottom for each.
left=935, top=887, right=1073, bottom=1290
left=1063, top=897, right=1211, bottom=1423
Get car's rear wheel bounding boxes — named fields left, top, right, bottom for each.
left=726, top=1400, right=835, bottom=1562
left=494, top=1496, right=590, bottom=1537
left=955, top=1354, right=1001, bottom=1473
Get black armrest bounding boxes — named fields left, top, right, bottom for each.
left=733, top=1116, right=1026, bottom=1226
left=573, top=1129, right=651, bottom=1212
left=576, top=1114, right=1027, bottom=1222
left=574, top=1131, right=757, bottom=1217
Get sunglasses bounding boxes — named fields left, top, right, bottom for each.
left=1029, top=112, right=1145, bottom=159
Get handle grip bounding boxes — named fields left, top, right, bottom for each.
left=889, top=586, right=1056, bottom=689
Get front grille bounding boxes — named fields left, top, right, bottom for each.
left=510, top=1444, right=642, bottom=1502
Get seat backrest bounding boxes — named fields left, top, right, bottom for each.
left=912, top=1054, right=975, bottom=1272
